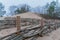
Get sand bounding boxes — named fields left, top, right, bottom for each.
left=37, top=28, right=60, bottom=40
left=0, top=28, right=16, bottom=37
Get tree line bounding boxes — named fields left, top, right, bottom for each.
left=0, top=1, right=60, bottom=18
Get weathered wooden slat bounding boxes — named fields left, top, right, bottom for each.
left=16, top=16, right=21, bottom=35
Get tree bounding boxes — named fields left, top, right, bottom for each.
left=0, top=3, right=6, bottom=17
left=15, top=4, right=30, bottom=14
left=9, top=6, right=17, bottom=13
left=47, top=1, right=56, bottom=17
left=9, top=5, right=17, bottom=15
left=45, top=3, right=49, bottom=8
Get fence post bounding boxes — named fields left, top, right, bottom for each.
left=16, top=16, right=20, bottom=35
left=41, top=18, right=44, bottom=29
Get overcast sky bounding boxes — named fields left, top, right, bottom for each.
left=0, top=0, right=59, bottom=12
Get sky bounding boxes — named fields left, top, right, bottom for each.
left=0, top=0, right=58, bottom=13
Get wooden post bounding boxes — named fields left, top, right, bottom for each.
left=54, top=19, right=57, bottom=30
left=41, top=18, right=44, bottom=29
left=16, top=16, right=20, bottom=35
